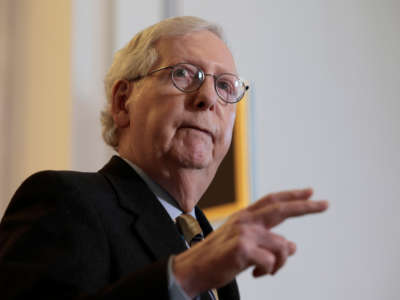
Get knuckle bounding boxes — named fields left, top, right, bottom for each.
left=279, top=245, right=289, bottom=260
left=227, top=219, right=248, bottom=238
left=230, top=215, right=253, bottom=236
left=231, top=210, right=251, bottom=225
left=235, top=226, right=248, bottom=238
left=265, top=252, right=276, bottom=266
left=235, top=235, right=250, bottom=255
left=232, top=237, right=251, bottom=268
left=273, top=239, right=286, bottom=251
left=270, top=203, right=284, bottom=215
left=272, top=234, right=286, bottom=244
left=277, top=243, right=290, bottom=265
left=274, top=237, right=289, bottom=253
left=266, top=192, right=279, bottom=203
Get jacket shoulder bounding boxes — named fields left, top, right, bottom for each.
left=4, top=169, right=111, bottom=217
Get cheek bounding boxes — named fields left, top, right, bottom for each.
left=217, top=109, right=236, bottom=154
left=145, top=105, right=182, bottom=148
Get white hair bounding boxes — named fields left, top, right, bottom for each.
left=101, top=16, right=226, bottom=150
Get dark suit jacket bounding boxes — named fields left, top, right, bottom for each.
left=0, top=156, right=239, bottom=300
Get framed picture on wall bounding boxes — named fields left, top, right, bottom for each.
left=198, top=96, right=250, bottom=221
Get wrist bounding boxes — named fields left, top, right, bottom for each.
left=172, top=251, right=205, bottom=298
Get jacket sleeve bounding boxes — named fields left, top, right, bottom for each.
left=0, top=171, right=171, bottom=300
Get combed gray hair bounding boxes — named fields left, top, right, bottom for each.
left=101, top=16, right=226, bottom=150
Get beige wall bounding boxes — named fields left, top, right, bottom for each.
left=0, top=0, right=10, bottom=217
left=0, top=0, right=71, bottom=218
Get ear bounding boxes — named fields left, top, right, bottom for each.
left=111, top=79, right=133, bottom=128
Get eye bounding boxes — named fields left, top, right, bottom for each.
left=217, top=80, right=232, bottom=92
left=174, top=67, right=189, bottom=78
left=171, top=63, right=205, bottom=92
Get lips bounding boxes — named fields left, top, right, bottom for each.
left=179, top=124, right=214, bottom=142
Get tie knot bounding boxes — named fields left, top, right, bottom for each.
left=176, top=214, right=203, bottom=246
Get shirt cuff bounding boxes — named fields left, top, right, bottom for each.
left=167, top=255, right=192, bottom=300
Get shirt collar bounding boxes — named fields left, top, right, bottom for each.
left=120, top=156, right=196, bottom=221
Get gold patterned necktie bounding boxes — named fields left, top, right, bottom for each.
left=175, top=214, right=219, bottom=300
left=176, top=214, right=203, bottom=247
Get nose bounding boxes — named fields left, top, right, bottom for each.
left=192, top=75, right=218, bottom=111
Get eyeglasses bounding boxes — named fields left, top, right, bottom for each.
left=143, top=63, right=249, bottom=103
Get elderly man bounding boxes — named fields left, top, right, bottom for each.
left=0, top=16, right=328, bottom=300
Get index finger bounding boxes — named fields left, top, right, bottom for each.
left=247, top=188, right=314, bottom=212
left=255, top=200, right=329, bottom=229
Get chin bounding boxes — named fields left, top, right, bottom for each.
left=172, top=151, right=212, bottom=170
left=177, top=157, right=211, bottom=169
left=167, top=142, right=214, bottom=169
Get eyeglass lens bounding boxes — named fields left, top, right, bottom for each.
left=171, top=64, right=245, bottom=103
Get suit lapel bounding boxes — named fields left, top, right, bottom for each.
left=99, top=156, right=187, bottom=260
left=100, top=156, right=240, bottom=299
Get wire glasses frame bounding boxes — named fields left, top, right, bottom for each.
left=143, top=63, right=249, bottom=103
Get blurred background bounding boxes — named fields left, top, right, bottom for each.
left=1, top=0, right=399, bottom=299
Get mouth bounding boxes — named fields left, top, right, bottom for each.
left=179, top=125, right=214, bottom=142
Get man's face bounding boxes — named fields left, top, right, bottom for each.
left=123, top=30, right=237, bottom=176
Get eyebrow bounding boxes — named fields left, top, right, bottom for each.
left=170, top=58, right=238, bottom=76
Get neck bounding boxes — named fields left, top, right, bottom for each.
left=148, top=166, right=216, bottom=213
left=120, top=153, right=216, bottom=213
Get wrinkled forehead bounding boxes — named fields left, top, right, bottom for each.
left=154, top=30, right=237, bottom=75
